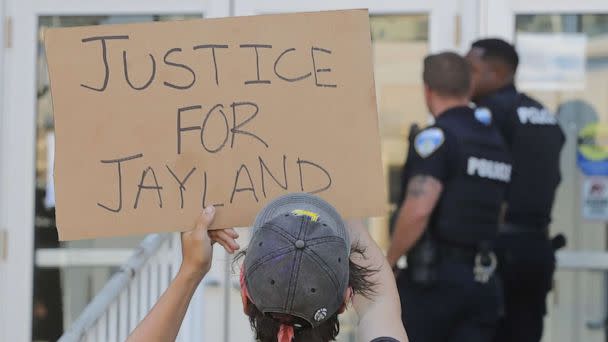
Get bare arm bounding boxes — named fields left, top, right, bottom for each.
left=386, top=175, right=442, bottom=268
left=127, top=207, right=231, bottom=342
left=126, top=268, right=203, bottom=342
left=347, top=219, right=409, bottom=342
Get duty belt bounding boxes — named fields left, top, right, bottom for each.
left=499, top=223, right=548, bottom=236
left=438, top=243, right=497, bottom=284
left=439, top=244, right=477, bottom=263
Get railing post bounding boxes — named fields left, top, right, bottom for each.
left=118, top=291, right=128, bottom=341
left=58, top=234, right=170, bottom=342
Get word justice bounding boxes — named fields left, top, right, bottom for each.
left=79, top=35, right=338, bottom=92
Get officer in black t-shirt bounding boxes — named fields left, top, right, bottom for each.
left=466, top=39, right=565, bottom=342
left=387, top=52, right=511, bottom=342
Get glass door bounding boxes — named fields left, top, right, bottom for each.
left=233, top=1, right=465, bottom=340
left=0, top=1, right=226, bottom=341
left=234, top=0, right=463, bottom=249
left=0, top=1, right=469, bottom=341
left=486, top=1, right=608, bottom=341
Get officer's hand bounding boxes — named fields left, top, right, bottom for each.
left=208, top=228, right=240, bottom=254
left=180, top=206, right=216, bottom=279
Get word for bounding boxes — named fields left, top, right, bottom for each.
left=176, top=101, right=267, bottom=155
left=96, top=153, right=332, bottom=213
left=80, top=35, right=337, bottom=92
left=466, top=157, right=511, bottom=182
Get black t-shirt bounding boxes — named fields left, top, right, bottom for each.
left=475, top=84, right=565, bottom=227
left=370, top=338, right=400, bottom=342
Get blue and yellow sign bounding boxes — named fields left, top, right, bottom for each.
left=577, top=123, right=608, bottom=176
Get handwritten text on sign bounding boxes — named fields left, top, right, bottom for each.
left=44, top=10, right=386, bottom=240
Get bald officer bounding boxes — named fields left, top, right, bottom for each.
left=388, top=52, right=511, bottom=342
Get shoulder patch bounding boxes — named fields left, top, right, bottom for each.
left=474, top=107, right=492, bottom=126
left=414, top=128, right=444, bottom=158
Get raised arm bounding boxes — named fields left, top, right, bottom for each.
left=386, top=175, right=442, bottom=268
left=127, top=206, right=237, bottom=342
left=347, top=219, right=409, bottom=342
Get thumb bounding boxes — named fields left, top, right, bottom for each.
left=196, top=206, right=216, bottom=232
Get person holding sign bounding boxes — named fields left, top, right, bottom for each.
left=127, top=193, right=408, bottom=342
left=387, top=52, right=511, bottom=342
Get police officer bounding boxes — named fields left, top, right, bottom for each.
left=387, top=52, right=511, bottom=342
left=466, top=39, right=565, bottom=342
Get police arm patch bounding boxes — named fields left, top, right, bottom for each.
left=474, top=107, right=492, bottom=126
left=414, top=127, right=445, bottom=158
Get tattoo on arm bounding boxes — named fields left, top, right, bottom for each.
left=406, top=175, right=430, bottom=198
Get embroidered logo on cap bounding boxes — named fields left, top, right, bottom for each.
left=291, top=209, right=319, bottom=222
left=414, top=127, right=444, bottom=158
left=314, top=308, right=328, bottom=322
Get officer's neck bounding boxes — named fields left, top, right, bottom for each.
left=431, top=97, right=469, bottom=118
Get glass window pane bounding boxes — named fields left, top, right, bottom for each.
left=368, top=15, right=429, bottom=249
left=34, top=14, right=201, bottom=341
left=514, top=13, right=608, bottom=261
left=514, top=10, right=608, bottom=291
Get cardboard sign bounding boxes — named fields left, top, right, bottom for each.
left=45, top=9, right=386, bottom=240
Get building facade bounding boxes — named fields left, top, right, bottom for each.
left=2, top=0, right=608, bottom=341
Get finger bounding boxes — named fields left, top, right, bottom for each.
left=209, top=228, right=238, bottom=240
left=208, top=230, right=233, bottom=243
left=217, top=240, right=237, bottom=254
left=223, top=228, right=239, bottom=239
left=212, top=231, right=240, bottom=251
left=211, top=235, right=239, bottom=254
left=195, top=206, right=216, bottom=232
left=208, top=231, right=237, bottom=253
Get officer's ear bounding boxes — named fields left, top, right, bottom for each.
left=423, top=84, right=434, bottom=115
left=423, top=84, right=433, bottom=101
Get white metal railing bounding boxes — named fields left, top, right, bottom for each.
left=54, top=233, right=248, bottom=342
left=59, top=234, right=608, bottom=341
left=55, top=227, right=357, bottom=342
left=58, top=233, right=184, bottom=342
left=36, top=248, right=134, bottom=267
left=53, top=233, right=608, bottom=342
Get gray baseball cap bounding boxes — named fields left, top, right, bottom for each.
left=243, top=193, right=350, bottom=327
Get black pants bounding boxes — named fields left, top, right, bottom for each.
left=493, top=232, right=555, bottom=342
left=397, top=260, right=502, bottom=342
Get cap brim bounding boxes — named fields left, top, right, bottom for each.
left=253, top=193, right=350, bottom=253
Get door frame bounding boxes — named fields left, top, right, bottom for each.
left=0, top=1, right=227, bottom=341
left=0, top=1, right=473, bottom=340
left=484, top=0, right=608, bottom=39
left=234, top=0, right=469, bottom=53
left=483, top=1, right=608, bottom=341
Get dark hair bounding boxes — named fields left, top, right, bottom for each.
left=234, top=243, right=378, bottom=342
left=423, top=52, right=471, bottom=97
left=471, top=38, right=519, bottom=72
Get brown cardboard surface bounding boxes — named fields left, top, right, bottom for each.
left=44, top=9, right=386, bottom=240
